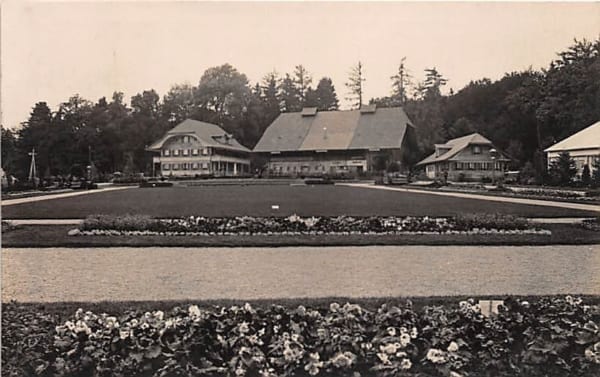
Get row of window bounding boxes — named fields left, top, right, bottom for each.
left=163, top=148, right=210, bottom=157
left=163, top=162, right=210, bottom=171
left=454, top=162, right=504, bottom=171
left=272, top=165, right=329, bottom=172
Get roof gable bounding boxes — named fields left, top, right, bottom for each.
left=544, top=121, right=600, bottom=152
left=253, top=107, right=414, bottom=152
left=417, top=133, right=494, bottom=165
left=148, top=119, right=250, bottom=152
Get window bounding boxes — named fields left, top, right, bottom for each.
left=202, top=148, right=209, bottom=156
left=162, top=163, right=170, bottom=170
left=192, top=148, right=199, bottom=156
left=172, top=163, right=179, bottom=170
left=163, top=149, right=170, bottom=157
left=202, top=162, right=209, bottom=169
left=183, top=136, right=189, bottom=143
left=473, top=146, right=481, bottom=154
left=174, top=149, right=180, bottom=156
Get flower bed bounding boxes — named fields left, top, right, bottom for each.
left=2, top=297, right=599, bottom=376
left=70, top=214, right=550, bottom=237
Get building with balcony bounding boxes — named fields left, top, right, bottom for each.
left=253, top=106, right=417, bottom=177
left=147, top=119, right=251, bottom=177
left=416, top=133, right=510, bottom=181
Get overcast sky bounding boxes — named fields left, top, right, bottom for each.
left=2, top=1, right=599, bottom=128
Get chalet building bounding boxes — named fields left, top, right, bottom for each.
left=147, top=119, right=251, bottom=177
left=253, top=106, right=417, bottom=176
left=416, top=133, right=510, bottom=181
left=544, top=120, right=600, bottom=176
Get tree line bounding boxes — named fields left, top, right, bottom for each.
left=2, top=38, right=599, bottom=184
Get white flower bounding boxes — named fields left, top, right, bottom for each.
left=235, top=366, right=246, bottom=376
left=377, top=353, right=391, bottom=365
left=426, top=348, right=447, bottom=364
left=74, top=320, right=91, bottom=335
left=400, top=358, right=412, bottom=370
left=400, top=333, right=411, bottom=347
left=238, top=321, right=250, bottom=334
left=450, top=372, right=463, bottom=377
left=291, top=333, right=300, bottom=342
left=105, top=317, right=119, bottom=329
left=153, top=311, right=164, bottom=321
left=243, top=302, right=253, bottom=312
left=410, top=327, right=418, bottom=339
left=387, top=327, right=396, bottom=336
left=395, top=351, right=407, bottom=358
left=188, top=305, right=201, bottom=318
left=330, top=302, right=341, bottom=312
left=65, top=321, right=75, bottom=331
left=447, top=341, right=459, bottom=352
left=380, top=343, right=398, bottom=355
left=330, top=352, right=355, bottom=368
left=119, top=329, right=130, bottom=339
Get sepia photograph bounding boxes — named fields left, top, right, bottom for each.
left=1, top=0, right=600, bottom=375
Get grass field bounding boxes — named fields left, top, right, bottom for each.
left=2, top=184, right=598, bottom=219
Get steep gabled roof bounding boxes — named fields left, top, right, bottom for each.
left=417, top=133, right=496, bottom=165
left=544, top=121, right=600, bottom=152
left=253, top=107, right=414, bottom=152
left=148, top=119, right=250, bottom=153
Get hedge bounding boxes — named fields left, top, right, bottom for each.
left=2, top=297, right=599, bottom=376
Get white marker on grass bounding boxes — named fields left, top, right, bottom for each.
left=271, top=205, right=279, bottom=210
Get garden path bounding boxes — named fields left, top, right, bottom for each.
left=3, top=245, right=599, bottom=302
left=1, top=186, right=134, bottom=206
left=340, top=183, right=600, bottom=213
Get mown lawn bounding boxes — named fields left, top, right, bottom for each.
left=2, top=184, right=598, bottom=219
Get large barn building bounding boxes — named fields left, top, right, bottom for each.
left=253, top=106, right=417, bottom=177
left=147, top=119, right=251, bottom=177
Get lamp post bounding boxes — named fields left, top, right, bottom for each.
left=490, top=148, right=498, bottom=186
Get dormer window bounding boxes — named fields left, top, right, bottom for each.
left=174, top=149, right=180, bottom=156
left=192, top=148, right=199, bottom=156
left=473, top=145, right=481, bottom=154
left=183, top=149, right=189, bottom=156
left=163, top=149, right=170, bottom=157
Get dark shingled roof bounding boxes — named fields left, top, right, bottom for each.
left=148, top=119, right=250, bottom=152
left=416, top=133, right=508, bottom=166
left=253, top=107, right=414, bottom=153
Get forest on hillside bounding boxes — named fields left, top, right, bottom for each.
left=2, top=38, right=599, bottom=182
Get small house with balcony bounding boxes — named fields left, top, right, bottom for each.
left=147, top=119, right=251, bottom=177
left=253, top=105, right=417, bottom=177
left=416, top=133, right=510, bottom=181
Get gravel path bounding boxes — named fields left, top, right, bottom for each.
left=3, top=245, right=599, bottom=302
left=340, top=183, right=600, bottom=213
left=1, top=186, right=133, bottom=206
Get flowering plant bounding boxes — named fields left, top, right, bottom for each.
left=75, top=214, right=548, bottom=237
left=3, top=297, right=599, bottom=376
